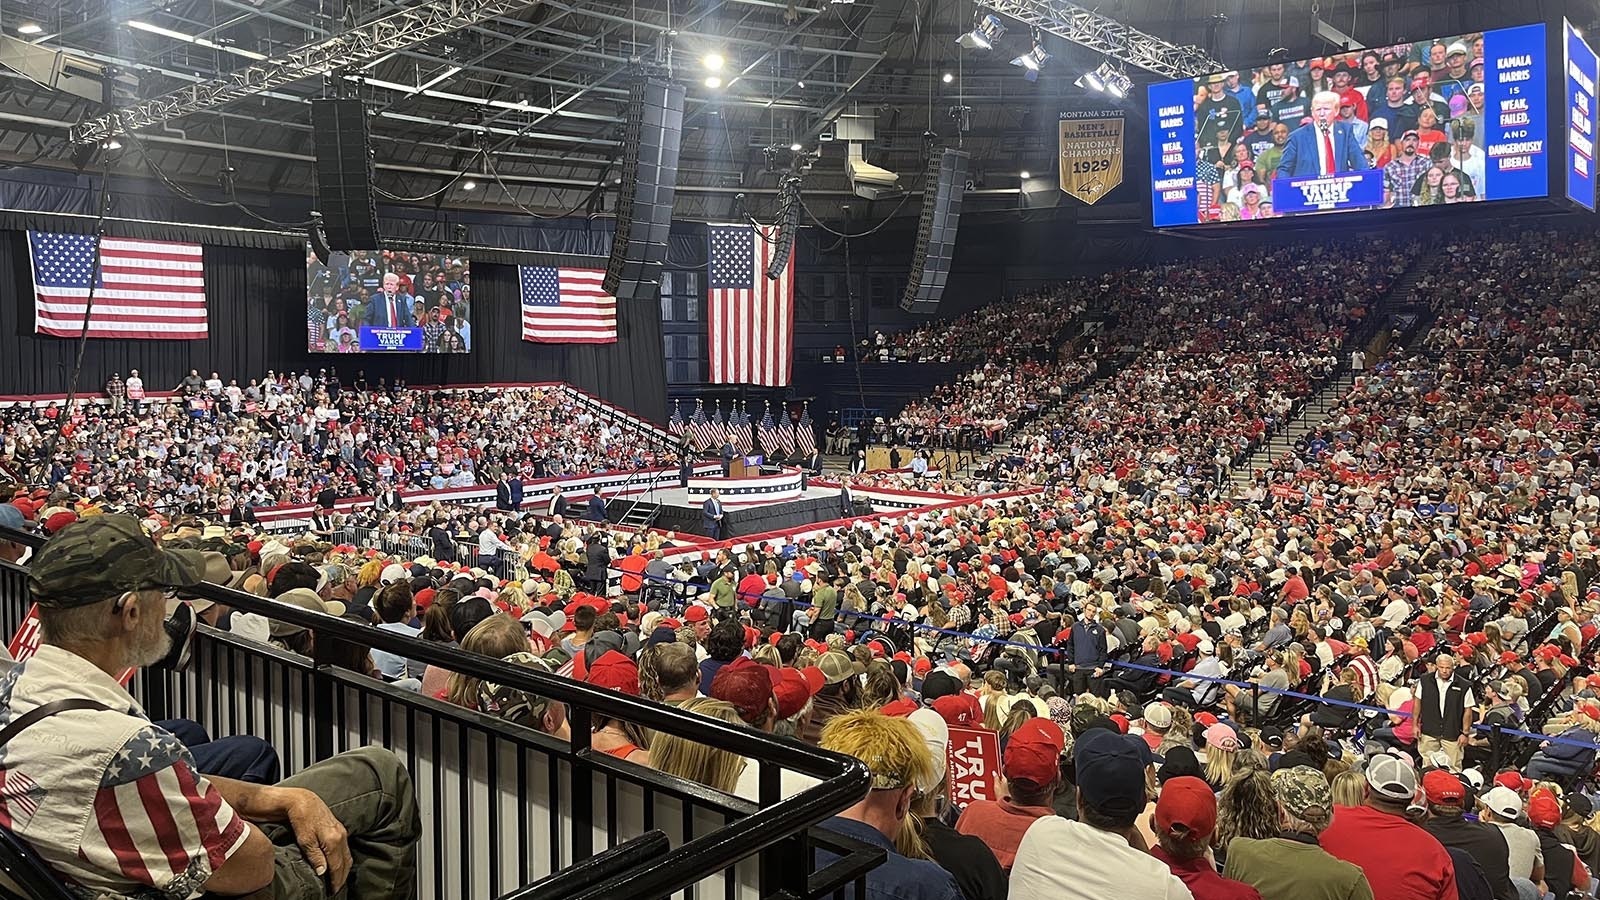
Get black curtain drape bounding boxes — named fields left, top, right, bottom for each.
left=0, top=236, right=668, bottom=423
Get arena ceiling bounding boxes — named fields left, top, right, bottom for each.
left=0, top=0, right=1592, bottom=224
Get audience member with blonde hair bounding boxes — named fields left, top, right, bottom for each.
left=652, top=698, right=747, bottom=793
left=817, top=710, right=962, bottom=900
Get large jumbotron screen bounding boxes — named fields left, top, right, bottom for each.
left=1148, top=23, right=1549, bottom=226
left=306, top=249, right=472, bottom=353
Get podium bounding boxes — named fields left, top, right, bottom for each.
left=728, top=454, right=763, bottom=478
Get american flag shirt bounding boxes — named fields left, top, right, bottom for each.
left=0, top=645, right=248, bottom=898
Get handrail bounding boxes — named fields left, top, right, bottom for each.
left=0, top=525, right=873, bottom=900
left=499, top=830, right=669, bottom=900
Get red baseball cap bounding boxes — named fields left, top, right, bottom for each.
left=878, top=697, right=920, bottom=718
left=684, top=605, right=709, bottom=623
left=1195, top=712, right=1220, bottom=727
left=1499, top=651, right=1520, bottom=665
left=1002, top=718, right=1065, bottom=786
left=1155, top=775, right=1218, bottom=839
left=1422, top=770, right=1465, bottom=806
left=913, top=657, right=932, bottom=676
left=709, top=658, right=777, bottom=725
left=584, top=650, right=641, bottom=696
left=1494, top=771, right=1530, bottom=793
left=774, top=667, right=815, bottom=720
left=800, top=665, right=826, bottom=695
left=1529, top=790, right=1562, bottom=829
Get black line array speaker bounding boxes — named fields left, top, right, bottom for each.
left=899, top=148, right=968, bottom=314
left=604, top=77, right=684, bottom=301
left=311, top=99, right=380, bottom=250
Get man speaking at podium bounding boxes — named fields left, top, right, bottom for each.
left=1274, top=91, right=1367, bottom=180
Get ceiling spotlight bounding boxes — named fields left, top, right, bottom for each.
left=1019, top=170, right=1031, bottom=179
left=16, top=22, right=41, bottom=35
left=1010, top=39, right=1051, bottom=81
left=942, top=71, right=954, bottom=83
left=461, top=179, right=477, bottom=191
left=704, top=75, right=722, bottom=88
left=789, top=142, right=803, bottom=151
left=796, top=79, right=806, bottom=88
left=702, top=52, right=725, bottom=71
left=956, top=14, right=1005, bottom=50
left=104, top=139, right=121, bottom=150
left=1106, top=68, right=1133, bottom=98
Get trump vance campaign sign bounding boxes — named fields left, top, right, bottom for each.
left=1058, top=110, right=1126, bottom=204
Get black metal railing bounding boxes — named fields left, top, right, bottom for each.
left=0, top=526, right=878, bottom=900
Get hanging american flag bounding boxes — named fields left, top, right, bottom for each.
left=777, top=417, right=797, bottom=455
left=796, top=405, right=817, bottom=453
left=28, top=232, right=208, bottom=339
left=757, top=406, right=781, bottom=458
left=519, top=266, right=617, bottom=343
left=688, top=403, right=715, bottom=451
left=707, top=223, right=794, bottom=387
left=731, top=405, right=754, bottom=455
left=667, top=403, right=686, bottom=441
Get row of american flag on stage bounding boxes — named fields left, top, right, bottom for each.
left=668, top=401, right=815, bottom=457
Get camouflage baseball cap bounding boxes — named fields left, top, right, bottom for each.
left=28, top=515, right=214, bottom=608
left=1272, top=765, right=1334, bottom=829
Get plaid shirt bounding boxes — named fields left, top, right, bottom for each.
left=987, top=604, right=1014, bottom=638
left=947, top=602, right=972, bottom=630
left=1384, top=154, right=1432, bottom=207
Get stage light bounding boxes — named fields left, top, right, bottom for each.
left=789, top=142, right=803, bottom=151
left=942, top=71, right=954, bottom=83
left=1079, top=62, right=1109, bottom=91
left=103, top=139, right=121, bottom=149
left=703, top=75, right=722, bottom=88
left=1019, top=170, right=1030, bottom=179
left=16, top=22, right=41, bottom=35
left=702, top=52, right=724, bottom=71
left=796, top=79, right=805, bottom=88
left=956, top=14, right=1005, bottom=50
left=1010, top=40, right=1050, bottom=72
left=461, top=178, right=477, bottom=190
left=1106, top=69, right=1132, bottom=98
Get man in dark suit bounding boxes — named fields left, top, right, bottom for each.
left=585, top=492, right=607, bottom=523
left=547, top=485, right=569, bottom=518
left=1275, top=90, right=1368, bottom=180
left=507, top=475, right=523, bottom=512
left=365, top=272, right=413, bottom=328
left=495, top=476, right=515, bottom=511
left=373, top=481, right=401, bottom=513
left=702, top=488, right=725, bottom=540
left=720, top=439, right=737, bottom=477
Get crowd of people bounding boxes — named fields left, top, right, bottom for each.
left=0, top=375, right=679, bottom=518
left=5, top=224, right=1600, bottom=899
left=845, top=292, right=1087, bottom=365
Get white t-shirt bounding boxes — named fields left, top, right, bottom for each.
left=1010, top=816, right=1194, bottom=900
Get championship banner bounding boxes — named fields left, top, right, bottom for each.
left=1058, top=110, right=1126, bottom=204
left=947, top=726, right=1000, bottom=811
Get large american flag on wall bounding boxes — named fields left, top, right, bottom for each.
left=28, top=232, right=208, bottom=339
left=707, top=223, right=794, bottom=387
left=519, top=266, right=617, bottom=343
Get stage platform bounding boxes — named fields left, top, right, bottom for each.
left=613, top=477, right=856, bottom=540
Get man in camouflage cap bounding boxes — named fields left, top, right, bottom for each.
left=5, top=516, right=420, bottom=899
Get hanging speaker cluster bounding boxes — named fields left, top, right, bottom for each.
left=310, top=98, right=380, bottom=250
left=765, top=174, right=802, bottom=280
left=899, top=148, right=968, bottom=314
left=603, top=76, right=684, bottom=301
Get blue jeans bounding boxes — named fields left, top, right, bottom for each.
left=158, top=718, right=281, bottom=784
left=1524, top=754, right=1582, bottom=783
